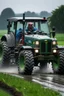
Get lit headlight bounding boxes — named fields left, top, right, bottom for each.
left=53, top=49, right=57, bottom=53
left=35, top=49, right=39, bottom=53
left=35, top=41, right=39, bottom=45
left=52, top=41, right=56, bottom=45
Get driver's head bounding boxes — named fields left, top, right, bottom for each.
left=28, top=22, right=33, bottom=30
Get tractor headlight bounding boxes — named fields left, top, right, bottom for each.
left=52, top=41, right=56, bottom=45
left=53, top=49, right=57, bottom=53
left=35, top=49, right=39, bottom=53
left=35, top=41, right=39, bottom=45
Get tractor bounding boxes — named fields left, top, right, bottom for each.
left=0, top=13, right=64, bottom=75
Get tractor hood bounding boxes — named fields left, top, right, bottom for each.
left=25, top=34, right=52, bottom=40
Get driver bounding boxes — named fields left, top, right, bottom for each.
left=26, top=22, right=38, bottom=34
left=16, top=28, right=23, bottom=41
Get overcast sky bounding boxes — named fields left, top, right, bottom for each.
left=0, top=0, right=64, bottom=14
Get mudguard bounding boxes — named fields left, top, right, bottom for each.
left=20, top=46, right=32, bottom=50
left=57, top=45, right=64, bottom=50
left=19, top=45, right=33, bottom=52
left=1, top=32, right=15, bottom=47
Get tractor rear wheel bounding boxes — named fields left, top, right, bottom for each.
left=0, top=41, right=10, bottom=66
left=52, top=50, right=64, bottom=74
left=18, top=50, right=34, bottom=75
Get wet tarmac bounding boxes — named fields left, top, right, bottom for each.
left=0, top=63, right=64, bottom=96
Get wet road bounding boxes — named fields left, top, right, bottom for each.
left=0, top=64, right=64, bottom=96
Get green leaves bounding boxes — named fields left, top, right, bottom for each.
left=50, top=5, right=64, bottom=33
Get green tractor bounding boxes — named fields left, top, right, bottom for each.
left=0, top=14, right=64, bottom=75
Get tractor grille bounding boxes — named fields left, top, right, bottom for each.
left=41, top=41, right=52, bottom=54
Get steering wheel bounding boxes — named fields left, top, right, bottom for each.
left=38, top=31, right=47, bottom=35
left=27, top=31, right=32, bottom=34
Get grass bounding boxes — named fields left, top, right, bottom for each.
left=57, top=41, right=64, bottom=45
left=56, top=33, right=64, bottom=41
left=0, top=30, right=7, bottom=38
left=0, top=73, right=61, bottom=96
left=0, top=89, right=11, bottom=96
left=56, top=33, right=64, bottom=45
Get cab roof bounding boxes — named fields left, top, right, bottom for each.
left=7, top=17, right=47, bottom=22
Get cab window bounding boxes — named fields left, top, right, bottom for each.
left=40, top=21, right=49, bottom=34
left=17, top=22, right=23, bottom=30
left=10, top=22, right=15, bottom=33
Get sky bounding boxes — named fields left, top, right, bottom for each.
left=0, top=0, right=64, bottom=14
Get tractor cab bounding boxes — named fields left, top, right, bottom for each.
left=7, top=16, right=50, bottom=45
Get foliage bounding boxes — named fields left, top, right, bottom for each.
left=0, top=8, right=15, bottom=30
left=16, top=11, right=51, bottom=17
left=0, top=73, right=61, bottom=96
left=40, top=11, right=51, bottom=17
left=1, top=8, right=15, bottom=18
left=50, top=5, right=64, bottom=33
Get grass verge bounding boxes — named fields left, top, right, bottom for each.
left=0, top=89, right=11, bottom=96
left=0, top=73, right=61, bottom=96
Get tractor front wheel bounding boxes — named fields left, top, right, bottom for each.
left=18, top=50, right=34, bottom=75
left=52, top=50, right=64, bottom=74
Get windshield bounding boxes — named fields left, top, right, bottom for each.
left=25, top=21, right=49, bottom=34
left=40, top=21, right=49, bottom=34
left=9, top=20, right=49, bottom=35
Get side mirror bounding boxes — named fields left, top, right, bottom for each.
left=52, top=27, right=56, bottom=38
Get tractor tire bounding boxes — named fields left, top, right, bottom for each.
left=18, top=50, right=34, bottom=75
left=52, top=50, right=64, bottom=74
left=0, top=41, right=10, bottom=66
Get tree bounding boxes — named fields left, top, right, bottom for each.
left=0, top=8, right=15, bottom=29
left=40, top=11, right=51, bottom=18
left=50, top=5, right=64, bottom=33
left=24, top=11, right=39, bottom=17
left=1, top=8, right=15, bottom=18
